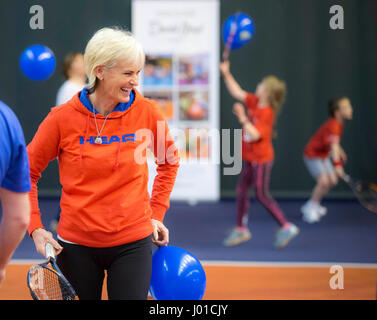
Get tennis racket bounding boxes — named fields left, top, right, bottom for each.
left=222, top=13, right=239, bottom=61
left=27, top=243, right=78, bottom=300
left=342, top=174, right=377, bottom=214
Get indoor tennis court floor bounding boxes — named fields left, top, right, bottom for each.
left=1, top=198, right=376, bottom=300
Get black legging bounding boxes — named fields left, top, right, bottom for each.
left=57, top=235, right=152, bottom=300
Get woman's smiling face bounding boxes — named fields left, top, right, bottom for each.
left=97, top=58, right=142, bottom=103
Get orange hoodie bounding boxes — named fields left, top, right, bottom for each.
left=27, top=89, right=179, bottom=247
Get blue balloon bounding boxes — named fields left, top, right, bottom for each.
left=20, top=45, right=56, bottom=81
left=222, top=13, right=255, bottom=50
left=150, top=246, right=206, bottom=300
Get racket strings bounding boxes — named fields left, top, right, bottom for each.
left=353, top=181, right=377, bottom=213
left=369, top=183, right=377, bottom=193
left=29, top=265, right=75, bottom=300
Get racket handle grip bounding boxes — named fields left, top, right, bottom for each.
left=45, top=243, right=55, bottom=259
left=222, top=48, right=230, bottom=61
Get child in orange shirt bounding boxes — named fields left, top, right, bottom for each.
left=220, top=60, right=299, bottom=248
left=302, top=97, right=353, bottom=223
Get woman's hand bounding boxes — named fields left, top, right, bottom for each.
left=151, top=219, right=169, bottom=247
left=31, top=228, right=63, bottom=257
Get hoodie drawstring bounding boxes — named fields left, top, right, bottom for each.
left=113, top=116, right=124, bottom=170
left=80, top=113, right=90, bottom=166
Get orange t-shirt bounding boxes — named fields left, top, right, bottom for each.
left=304, top=118, right=344, bottom=159
left=241, top=93, right=274, bottom=163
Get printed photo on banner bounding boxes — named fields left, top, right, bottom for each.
left=143, top=55, right=173, bottom=86
left=143, top=91, right=174, bottom=120
left=179, top=91, right=209, bottom=121
left=143, top=126, right=212, bottom=161
left=178, top=54, right=209, bottom=85
left=170, top=127, right=211, bottom=160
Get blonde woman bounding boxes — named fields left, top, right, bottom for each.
left=27, top=27, right=179, bottom=300
left=220, top=60, right=298, bottom=248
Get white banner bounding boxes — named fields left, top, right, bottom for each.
left=132, top=0, right=220, bottom=202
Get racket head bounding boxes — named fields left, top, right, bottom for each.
left=346, top=176, right=377, bottom=214
left=27, top=258, right=78, bottom=300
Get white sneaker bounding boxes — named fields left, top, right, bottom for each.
left=317, top=204, right=327, bottom=217
left=301, top=203, right=320, bottom=223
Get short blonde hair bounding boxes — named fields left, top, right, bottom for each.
left=84, top=27, right=145, bottom=92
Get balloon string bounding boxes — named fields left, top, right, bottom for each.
left=223, top=13, right=239, bottom=61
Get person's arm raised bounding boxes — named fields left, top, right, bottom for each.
left=220, top=60, right=247, bottom=103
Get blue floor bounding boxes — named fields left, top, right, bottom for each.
left=10, top=198, right=377, bottom=263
